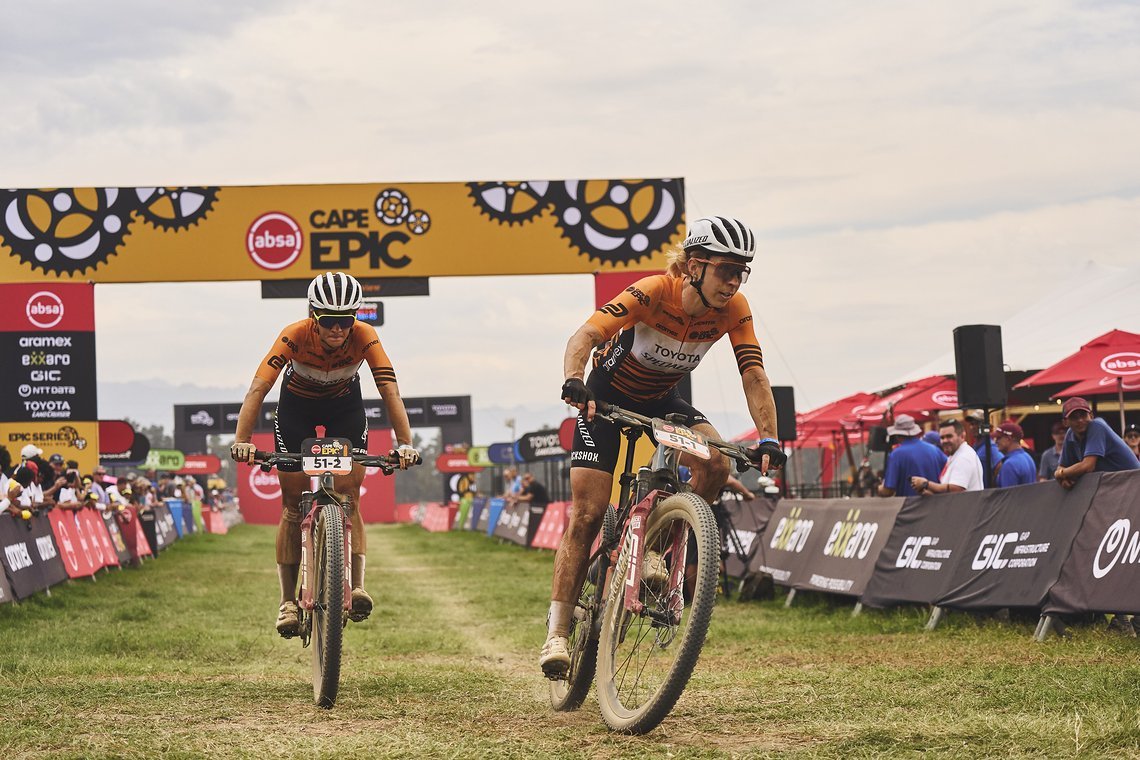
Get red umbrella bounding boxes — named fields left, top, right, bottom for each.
left=862, top=376, right=952, bottom=420
left=1051, top=375, right=1140, bottom=398
left=1015, top=329, right=1140, bottom=432
left=732, top=392, right=878, bottom=442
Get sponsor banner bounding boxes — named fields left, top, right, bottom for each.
left=934, top=477, right=1098, bottom=610
left=98, top=419, right=135, bottom=455
left=425, top=396, right=468, bottom=425
left=1045, top=470, right=1140, bottom=615
left=100, top=431, right=151, bottom=466
left=261, top=277, right=429, bottom=299
left=466, top=447, right=492, bottom=468
left=166, top=500, right=186, bottom=539
left=355, top=300, right=384, bottom=326
left=0, top=283, right=97, bottom=423
left=1, top=181, right=683, bottom=283
left=145, top=449, right=186, bottom=472
left=0, top=421, right=100, bottom=475
left=558, top=417, right=576, bottom=453
left=493, top=501, right=530, bottom=546
left=118, top=508, right=153, bottom=559
left=465, top=496, right=488, bottom=531
left=138, top=509, right=161, bottom=556
left=101, top=511, right=133, bottom=565
left=475, top=498, right=492, bottom=533
left=202, top=508, right=229, bottom=535
left=486, top=442, right=516, bottom=465
left=719, top=497, right=778, bottom=579
left=47, top=509, right=99, bottom=578
left=157, top=502, right=178, bottom=547
left=516, top=428, right=567, bottom=462
left=421, top=504, right=456, bottom=532
left=80, top=509, right=119, bottom=568
left=751, top=500, right=826, bottom=587
left=436, top=453, right=482, bottom=474
left=0, top=512, right=66, bottom=599
left=790, top=499, right=904, bottom=597
left=485, top=497, right=507, bottom=537
left=177, top=454, right=222, bottom=475
left=178, top=404, right=223, bottom=433
left=0, top=560, right=12, bottom=604
left=861, top=492, right=986, bottom=608
left=530, top=501, right=569, bottom=550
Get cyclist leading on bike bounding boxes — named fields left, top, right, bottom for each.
left=541, top=215, right=787, bottom=677
left=230, top=271, right=419, bottom=637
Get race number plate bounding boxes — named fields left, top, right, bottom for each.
left=651, top=419, right=712, bottom=460
left=301, top=437, right=354, bottom=476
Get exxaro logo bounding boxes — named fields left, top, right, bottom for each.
left=769, top=507, right=813, bottom=553
left=1093, top=519, right=1140, bottom=579
left=822, top=509, right=878, bottom=559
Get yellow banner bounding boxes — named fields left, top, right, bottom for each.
left=0, top=180, right=684, bottom=283
left=0, top=421, right=100, bottom=474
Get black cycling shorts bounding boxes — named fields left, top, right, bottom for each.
left=569, top=373, right=708, bottom=474
left=274, top=380, right=368, bottom=471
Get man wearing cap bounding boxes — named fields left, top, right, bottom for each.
left=911, top=418, right=984, bottom=494
left=963, top=409, right=1003, bottom=484
left=1124, top=423, right=1140, bottom=459
left=993, top=421, right=1036, bottom=487
left=1037, top=421, right=1067, bottom=482
left=877, top=414, right=946, bottom=497
left=1055, top=397, right=1139, bottom=489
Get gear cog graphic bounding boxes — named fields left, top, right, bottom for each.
left=375, top=188, right=411, bottom=226
left=553, top=179, right=683, bottom=265
left=407, top=210, right=431, bottom=235
left=135, top=186, right=219, bottom=230
left=0, top=188, right=136, bottom=275
left=467, top=181, right=553, bottom=225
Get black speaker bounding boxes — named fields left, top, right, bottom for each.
left=868, top=426, right=889, bottom=452
left=953, top=324, right=1006, bottom=409
left=771, top=386, right=796, bottom=442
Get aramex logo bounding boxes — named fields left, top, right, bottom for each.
left=1100, top=352, right=1140, bottom=376
left=246, top=212, right=303, bottom=270
left=248, top=467, right=282, bottom=500
left=26, top=291, right=64, bottom=329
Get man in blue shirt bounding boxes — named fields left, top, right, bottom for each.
left=1055, top=397, right=1140, bottom=489
left=993, top=420, right=1036, bottom=487
left=1037, top=421, right=1066, bottom=482
left=877, top=414, right=946, bottom=497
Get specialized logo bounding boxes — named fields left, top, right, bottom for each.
left=576, top=415, right=596, bottom=447
left=247, top=212, right=303, bottom=270
left=1101, top=352, right=1140, bottom=376
left=931, top=390, right=958, bottom=408
left=26, top=291, right=64, bottom=329
left=1093, top=519, right=1140, bottom=579
left=822, top=509, right=879, bottom=559
left=248, top=467, right=282, bottom=500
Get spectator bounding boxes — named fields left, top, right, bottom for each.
left=501, top=467, right=522, bottom=500
left=911, top=418, right=984, bottom=494
left=853, top=459, right=879, bottom=498
left=964, top=409, right=1003, bottom=482
left=87, top=465, right=109, bottom=507
left=1037, top=421, right=1066, bottom=482
left=877, top=414, right=946, bottom=497
left=516, top=472, right=550, bottom=547
left=55, top=468, right=85, bottom=510
left=1124, top=423, right=1140, bottom=459
left=922, top=430, right=942, bottom=448
left=993, top=421, right=1036, bottom=487
left=5, top=465, right=37, bottom=514
left=1054, top=397, right=1139, bottom=489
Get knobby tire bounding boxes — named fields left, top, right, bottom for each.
left=311, top=506, right=345, bottom=708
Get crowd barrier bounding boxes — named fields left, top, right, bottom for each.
left=0, top=498, right=236, bottom=604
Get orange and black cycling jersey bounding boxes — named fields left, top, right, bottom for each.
left=254, top=320, right=397, bottom=399
left=587, top=274, right=763, bottom=402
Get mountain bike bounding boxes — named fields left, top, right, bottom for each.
left=549, top=403, right=763, bottom=734
left=253, top=437, right=417, bottom=708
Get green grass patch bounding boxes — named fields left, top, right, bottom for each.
left=0, top=524, right=1138, bottom=758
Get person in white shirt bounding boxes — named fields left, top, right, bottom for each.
left=911, top=418, right=984, bottom=494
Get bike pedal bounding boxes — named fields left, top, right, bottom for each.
left=542, top=667, right=569, bottom=682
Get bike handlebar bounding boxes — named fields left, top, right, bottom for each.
left=251, top=450, right=421, bottom=475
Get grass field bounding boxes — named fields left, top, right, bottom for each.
left=1, top=523, right=1139, bottom=759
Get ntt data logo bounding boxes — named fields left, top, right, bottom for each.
left=246, top=212, right=303, bottom=271
left=1100, top=352, right=1140, bottom=377
left=26, top=291, right=64, bottom=329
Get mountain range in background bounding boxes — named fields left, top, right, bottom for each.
left=96, top=380, right=757, bottom=446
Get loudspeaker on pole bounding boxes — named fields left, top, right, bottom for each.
left=771, top=386, right=796, bottom=442
left=953, top=325, right=1007, bottom=409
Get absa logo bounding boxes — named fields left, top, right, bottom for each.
left=1100, top=352, right=1140, bottom=377
left=26, top=291, right=64, bottom=329
left=246, top=212, right=303, bottom=270
left=248, top=467, right=282, bottom=500
left=931, top=390, right=958, bottom=407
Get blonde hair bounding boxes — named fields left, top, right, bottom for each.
left=664, top=243, right=690, bottom=279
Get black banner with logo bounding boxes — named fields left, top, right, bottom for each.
left=719, top=497, right=778, bottom=579
left=933, top=477, right=1098, bottom=610
left=155, top=503, right=177, bottom=549
left=516, top=429, right=567, bottom=462
left=1045, top=470, right=1140, bottom=615
left=101, top=512, right=133, bottom=566
left=0, top=332, right=98, bottom=421
left=0, top=558, right=12, bottom=604
left=0, top=512, right=66, bottom=599
left=751, top=500, right=827, bottom=587
left=791, top=499, right=904, bottom=597
left=100, top=431, right=151, bottom=466
left=493, top=502, right=530, bottom=546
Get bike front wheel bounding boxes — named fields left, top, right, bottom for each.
left=311, top=506, right=345, bottom=708
left=596, top=491, right=719, bottom=734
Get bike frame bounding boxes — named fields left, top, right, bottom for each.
left=298, top=473, right=352, bottom=615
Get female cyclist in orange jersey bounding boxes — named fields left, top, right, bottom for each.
left=230, top=272, right=419, bottom=637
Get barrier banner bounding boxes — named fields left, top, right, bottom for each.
left=139, top=508, right=161, bottom=555
left=182, top=503, right=197, bottom=535
left=0, top=512, right=66, bottom=598
left=393, top=503, right=417, bottom=523
left=751, top=500, right=829, bottom=587
left=493, top=502, right=530, bottom=546
left=120, top=508, right=153, bottom=559
left=0, top=561, right=12, bottom=604
left=155, top=503, right=178, bottom=548
left=530, top=501, right=569, bottom=550
left=202, top=508, right=229, bottom=535
left=861, top=492, right=987, bottom=608
left=485, top=498, right=507, bottom=537
left=719, top=497, right=778, bottom=579
left=466, top=497, right=487, bottom=531
left=47, top=509, right=98, bottom=578
left=421, top=504, right=455, bottom=532
left=101, top=511, right=132, bottom=565
left=0, top=180, right=683, bottom=283
left=80, top=509, right=118, bottom=569
left=475, top=499, right=491, bottom=533
left=934, top=477, right=1099, bottom=610
left=1045, top=470, right=1140, bottom=615
left=166, top=500, right=186, bottom=539
left=793, top=499, right=904, bottom=597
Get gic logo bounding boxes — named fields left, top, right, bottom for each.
left=26, top=291, right=64, bottom=329
left=246, top=212, right=303, bottom=270
left=1100, top=352, right=1140, bottom=376
left=248, top=467, right=282, bottom=500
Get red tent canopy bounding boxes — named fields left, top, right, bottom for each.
left=732, top=392, right=878, bottom=443
left=861, top=375, right=957, bottom=419
left=1014, top=330, right=1140, bottom=388
left=1051, top=375, right=1140, bottom=398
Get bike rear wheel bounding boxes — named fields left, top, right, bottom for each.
left=596, top=492, right=719, bottom=734
left=311, top=506, right=345, bottom=708
left=549, top=556, right=603, bottom=712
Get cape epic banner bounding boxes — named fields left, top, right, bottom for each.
left=0, top=180, right=684, bottom=283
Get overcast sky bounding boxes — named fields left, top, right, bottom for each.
left=3, top=1, right=1138, bottom=441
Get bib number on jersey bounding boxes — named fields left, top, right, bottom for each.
left=301, top=437, right=354, bottom=475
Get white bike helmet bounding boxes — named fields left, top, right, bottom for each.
left=307, top=272, right=363, bottom=312
left=682, top=216, right=756, bottom=262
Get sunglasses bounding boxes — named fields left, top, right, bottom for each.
left=313, top=312, right=357, bottom=329
left=691, top=258, right=750, bottom=283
